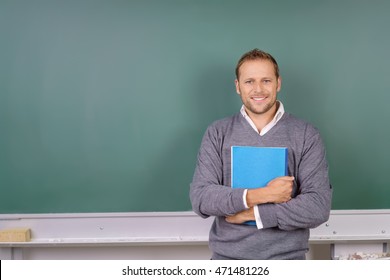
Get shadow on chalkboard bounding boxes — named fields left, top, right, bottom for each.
left=282, top=63, right=379, bottom=209
left=139, top=61, right=240, bottom=211
left=192, top=61, right=239, bottom=125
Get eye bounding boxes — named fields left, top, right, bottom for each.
left=263, top=79, right=271, bottom=83
left=245, top=80, right=253, bottom=84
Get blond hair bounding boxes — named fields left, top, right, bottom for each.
left=235, top=49, right=280, bottom=80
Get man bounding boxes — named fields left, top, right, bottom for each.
left=190, top=49, right=332, bottom=260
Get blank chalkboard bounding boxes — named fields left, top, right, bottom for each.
left=1, top=0, right=390, bottom=213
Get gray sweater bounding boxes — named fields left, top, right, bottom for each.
left=190, top=112, right=332, bottom=259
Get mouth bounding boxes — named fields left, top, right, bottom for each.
left=251, top=96, right=267, bottom=102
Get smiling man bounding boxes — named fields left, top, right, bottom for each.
left=235, top=54, right=281, bottom=130
left=190, top=49, right=332, bottom=260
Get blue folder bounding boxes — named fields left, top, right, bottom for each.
left=231, top=146, right=288, bottom=226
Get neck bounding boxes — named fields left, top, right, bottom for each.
left=245, top=102, right=279, bottom=133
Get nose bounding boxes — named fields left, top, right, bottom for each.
left=254, top=82, right=262, bottom=93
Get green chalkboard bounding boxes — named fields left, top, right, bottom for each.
left=1, top=0, right=390, bottom=213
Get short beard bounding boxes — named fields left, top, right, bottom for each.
left=243, top=98, right=277, bottom=116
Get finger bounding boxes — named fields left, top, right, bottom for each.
left=225, top=217, right=238, bottom=224
left=278, top=176, right=295, bottom=181
left=269, top=176, right=294, bottom=183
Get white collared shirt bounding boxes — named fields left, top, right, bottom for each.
left=240, top=101, right=285, bottom=229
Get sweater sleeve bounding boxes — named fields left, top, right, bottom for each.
left=257, top=125, right=333, bottom=230
left=190, top=124, right=247, bottom=218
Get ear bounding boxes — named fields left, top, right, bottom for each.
left=235, top=79, right=240, bottom=95
left=277, top=77, right=282, bottom=92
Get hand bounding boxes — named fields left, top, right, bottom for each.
left=225, top=208, right=255, bottom=224
left=265, top=176, right=294, bottom=203
left=246, top=176, right=294, bottom=206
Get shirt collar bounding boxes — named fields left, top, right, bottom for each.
left=240, top=101, right=285, bottom=136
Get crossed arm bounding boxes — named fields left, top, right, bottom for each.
left=190, top=124, right=332, bottom=231
left=225, top=176, right=294, bottom=224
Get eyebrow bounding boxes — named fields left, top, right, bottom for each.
left=242, top=77, right=275, bottom=81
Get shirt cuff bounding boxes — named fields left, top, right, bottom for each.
left=242, top=189, right=249, bottom=209
left=254, top=205, right=264, bottom=229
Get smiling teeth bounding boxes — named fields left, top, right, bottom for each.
left=253, top=97, right=265, bottom=101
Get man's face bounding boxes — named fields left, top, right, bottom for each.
left=235, top=59, right=281, bottom=119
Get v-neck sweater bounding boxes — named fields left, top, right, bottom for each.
left=190, top=112, right=332, bottom=260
